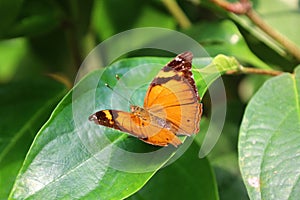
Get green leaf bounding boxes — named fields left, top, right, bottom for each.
left=239, top=66, right=300, bottom=199
left=9, top=55, right=230, bottom=199
left=0, top=77, right=67, bottom=199
left=212, top=54, right=240, bottom=72
left=195, top=54, right=240, bottom=98
left=127, top=142, right=219, bottom=200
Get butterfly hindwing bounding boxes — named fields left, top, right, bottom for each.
left=89, top=109, right=182, bottom=146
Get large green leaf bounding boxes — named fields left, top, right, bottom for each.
left=239, top=66, right=300, bottom=199
left=9, top=54, right=238, bottom=199
left=0, top=77, right=67, bottom=199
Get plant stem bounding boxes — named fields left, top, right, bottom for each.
left=226, top=66, right=283, bottom=76
left=211, top=0, right=300, bottom=62
left=60, top=17, right=84, bottom=84
left=162, top=0, right=191, bottom=29
left=245, top=9, right=300, bottom=61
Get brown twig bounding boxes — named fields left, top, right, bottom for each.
left=47, top=73, right=73, bottom=89
left=162, top=0, right=191, bottom=29
left=226, top=65, right=283, bottom=76
left=211, top=0, right=251, bottom=14
left=211, top=0, right=300, bottom=62
left=245, top=9, right=300, bottom=61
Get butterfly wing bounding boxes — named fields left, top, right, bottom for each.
left=89, top=110, right=182, bottom=147
left=143, top=51, right=202, bottom=135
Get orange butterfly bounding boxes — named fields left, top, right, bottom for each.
left=89, top=52, right=202, bottom=147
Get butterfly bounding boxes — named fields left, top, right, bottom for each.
left=89, top=52, right=202, bottom=147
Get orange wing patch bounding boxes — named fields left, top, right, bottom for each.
left=141, top=129, right=182, bottom=147
left=89, top=52, right=202, bottom=147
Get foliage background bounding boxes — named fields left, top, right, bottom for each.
left=1, top=0, right=300, bottom=199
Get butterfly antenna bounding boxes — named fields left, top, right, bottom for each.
left=105, top=79, right=135, bottom=105
left=114, top=74, right=135, bottom=105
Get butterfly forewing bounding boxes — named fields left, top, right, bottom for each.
left=144, top=52, right=202, bottom=135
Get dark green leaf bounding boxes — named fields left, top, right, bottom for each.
left=213, top=154, right=249, bottom=200
left=239, top=66, right=300, bottom=199
left=127, top=142, right=219, bottom=200
left=197, top=102, right=249, bottom=200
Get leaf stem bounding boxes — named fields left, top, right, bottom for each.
left=226, top=66, right=283, bottom=76
left=211, top=0, right=300, bottom=62
left=162, top=0, right=191, bottom=29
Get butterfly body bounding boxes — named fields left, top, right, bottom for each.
left=89, top=52, right=202, bottom=147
